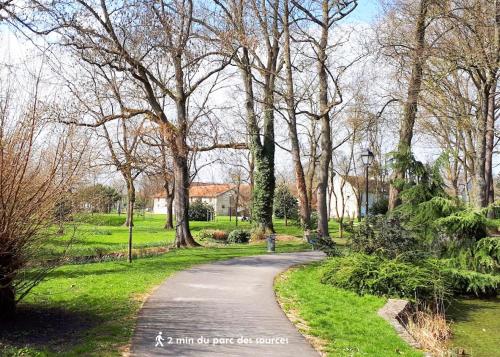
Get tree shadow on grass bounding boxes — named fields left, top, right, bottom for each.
left=0, top=304, right=101, bottom=353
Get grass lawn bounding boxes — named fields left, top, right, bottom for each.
left=274, top=262, right=423, bottom=357
left=41, top=214, right=343, bottom=258
left=1, top=243, right=311, bottom=356
left=447, top=297, right=500, bottom=357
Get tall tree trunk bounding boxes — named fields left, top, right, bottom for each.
left=388, top=0, right=430, bottom=210
left=306, top=121, right=318, bottom=211
left=317, top=2, right=331, bottom=238
left=0, top=267, right=16, bottom=320
left=485, top=82, right=496, bottom=209
left=172, top=100, right=199, bottom=247
left=472, top=84, right=490, bottom=208
left=241, top=47, right=275, bottom=232
left=124, top=180, right=135, bottom=227
left=283, top=0, right=311, bottom=228
left=164, top=181, right=174, bottom=229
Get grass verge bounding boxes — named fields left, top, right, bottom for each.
left=274, top=262, right=423, bottom=357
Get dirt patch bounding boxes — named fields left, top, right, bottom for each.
left=276, top=234, right=301, bottom=242
left=0, top=305, right=100, bottom=353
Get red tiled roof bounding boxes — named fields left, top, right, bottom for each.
left=189, top=184, right=233, bottom=198
left=152, top=183, right=234, bottom=199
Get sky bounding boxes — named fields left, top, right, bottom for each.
left=349, top=0, right=381, bottom=23
left=5, top=1, right=480, bottom=187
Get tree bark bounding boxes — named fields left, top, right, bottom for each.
left=485, top=82, right=496, bottom=209
left=123, top=180, right=135, bottom=227
left=172, top=153, right=199, bottom=247
left=164, top=181, right=174, bottom=229
left=240, top=46, right=275, bottom=232
left=0, top=273, right=15, bottom=320
left=317, top=1, right=331, bottom=238
left=172, top=101, right=199, bottom=247
left=388, top=0, right=430, bottom=210
left=471, top=84, right=490, bottom=208
left=283, top=0, right=311, bottom=228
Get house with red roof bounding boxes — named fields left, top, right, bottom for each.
left=152, top=183, right=242, bottom=216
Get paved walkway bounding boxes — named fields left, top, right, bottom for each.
left=131, top=251, right=325, bottom=356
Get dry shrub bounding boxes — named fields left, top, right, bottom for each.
left=0, top=82, right=86, bottom=319
left=250, top=227, right=273, bottom=242
left=406, top=309, right=452, bottom=356
left=212, top=230, right=228, bottom=241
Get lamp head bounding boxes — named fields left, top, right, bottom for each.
left=360, top=148, right=374, bottom=166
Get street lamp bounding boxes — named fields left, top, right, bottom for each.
left=360, top=149, right=375, bottom=217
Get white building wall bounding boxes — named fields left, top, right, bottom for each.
left=215, top=192, right=232, bottom=215
left=153, top=197, right=168, bottom=214
left=328, top=175, right=382, bottom=219
left=329, top=175, right=359, bottom=219
left=152, top=189, right=235, bottom=216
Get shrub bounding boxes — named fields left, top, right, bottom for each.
left=311, top=235, right=342, bottom=257
left=321, top=254, right=449, bottom=302
left=197, top=229, right=228, bottom=242
left=227, top=230, right=250, bottom=244
left=212, top=230, right=228, bottom=241
left=321, top=254, right=500, bottom=302
left=197, top=230, right=214, bottom=241
left=369, top=197, right=388, bottom=215
left=406, top=309, right=451, bottom=356
left=350, top=214, right=420, bottom=259
left=250, top=227, right=273, bottom=242
left=444, top=267, right=499, bottom=296
left=273, top=184, right=299, bottom=221
left=435, top=208, right=494, bottom=245
left=188, top=200, right=214, bottom=221
left=471, top=237, right=500, bottom=273
left=447, top=237, right=500, bottom=274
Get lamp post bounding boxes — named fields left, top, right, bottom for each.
left=360, top=149, right=374, bottom=217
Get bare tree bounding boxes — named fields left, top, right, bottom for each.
left=30, top=0, right=240, bottom=246
left=386, top=0, right=434, bottom=210
left=292, top=0, right=358, bottom=238
left=212, top=0, right=281, bottom=232
left=0, top=74, right=85, bottom=319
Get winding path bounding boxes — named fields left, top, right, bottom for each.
left=131, top=251, right=325, bottom=356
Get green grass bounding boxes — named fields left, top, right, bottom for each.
left=447, top=298, right=500, bottom=357
left=42, top=214, right=343, bottom=258
left=2, top=243, right=310, bottom=356
left=274, top=262, right=423, bottom=357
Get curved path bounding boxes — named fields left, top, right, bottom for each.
left=131, top=251, right=325, bottom=356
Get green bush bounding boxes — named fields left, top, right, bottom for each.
left=447, top=237, right=500, bottom=274
left=472, top=237, right=500, bottom=273
left=321, top=254, right=499, bottom=302
left=369, top=197, right=389, bottom=215
left=273, top=184, right=299, bottom=221
left=321, top=254, right=449, bottom=302
left=350, top=214, right=420, bottom=259
left=197, top=229, right=228, bottom=242
left=227, top=229, right=250, bottom=244
left=197, top=229, right=214, bottom=241
left=188, top=200, right=214, bottom=221
left=313, top=235, right=342, bottom=257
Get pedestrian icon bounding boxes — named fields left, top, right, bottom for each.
left=155, top=331, right=164, bottom=347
